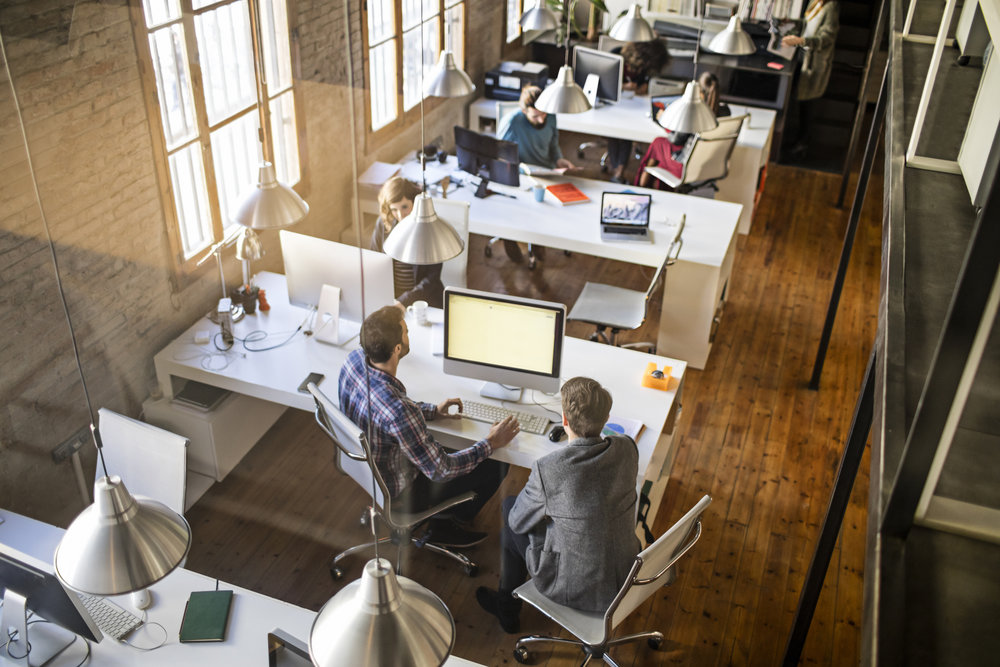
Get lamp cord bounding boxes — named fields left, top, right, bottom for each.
left=0, top=26, right=109, bottom=478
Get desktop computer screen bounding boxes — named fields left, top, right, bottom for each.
left=573, top=46, right=624, bottom=104
left=1, top=542, right=103, bottom=663
left=279, top=230, right=394, bottom=322
left=443, top=287, right=565, bottom=398
left=454, top=125, right=520, bottom=196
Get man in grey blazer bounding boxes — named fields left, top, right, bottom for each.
left=476, top=376, right=642, bottom=633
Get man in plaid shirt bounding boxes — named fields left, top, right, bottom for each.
left=339, top=305, right=519, bottom=547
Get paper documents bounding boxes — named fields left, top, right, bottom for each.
left=359, top=161, right=401, bottom=187
left=767, top=32, right=796, bottom=60
left=602, top=415, right=643, bottom=441
left=520, top=163, right=568, bottom=177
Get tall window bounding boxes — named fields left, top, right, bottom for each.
left=505, top=0, right=523, bottom=44
left=134, top=0, right=302, bottom=268
left=365, top=0, right=467, bottom=132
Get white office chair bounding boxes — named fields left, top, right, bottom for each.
left=512, top=494, right=712, bottom=665
left=307, top=383, right=480, bottom=579
left=433, top=198, right=469, bottom=289
left=651, top=113, right=747, bottom=194
left=567, top=219, right=685, bottom=351
left=97, top=408, right=190, bottom=513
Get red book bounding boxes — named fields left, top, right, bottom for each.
left=545, top=182, right=590, bottom=206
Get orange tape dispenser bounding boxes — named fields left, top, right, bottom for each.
left=641, top=362, right=671, bottom=390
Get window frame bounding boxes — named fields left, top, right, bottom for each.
left=503, top=0, right=524, bottom=54
left=361, top=0, right=468, bottom=147
left=129, top=0, right=307, bottom=281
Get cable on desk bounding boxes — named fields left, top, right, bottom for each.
left=121, top=610, right=167, bottom=653
left=244, top=307, right=314, bottom=351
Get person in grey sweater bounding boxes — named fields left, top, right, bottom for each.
left=476, top=376, right=641, bottom=633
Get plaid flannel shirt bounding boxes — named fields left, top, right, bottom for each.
left=338, top=348, right=492, bottom=497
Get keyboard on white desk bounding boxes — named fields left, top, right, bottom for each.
left=77, top=592, right=143, bottom=640
left=462, top=401, right=551, bottom=435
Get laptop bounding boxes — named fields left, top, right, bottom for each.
left=600, top=192, right=652, bottom=242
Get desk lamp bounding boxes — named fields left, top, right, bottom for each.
left=195, top=226, right=262, bottom=324
left=707, top=1, right=756, bottom=56
left=608, top=3, right=656, bottom=42
left=384, top=0, right=464, bottom=266
left=657, top=2, right=718, bottom=134
left=3, top=26, right=193, bottom=594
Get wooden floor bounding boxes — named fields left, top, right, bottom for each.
left=184, top=156, right=882, bottom=666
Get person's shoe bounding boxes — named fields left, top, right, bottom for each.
left=426, top=519, right=487, bottom=548
left=503, top=240, right=524, bottom=263
left=476, top=586, right=522, bottom=634
left=610, top=174, right=626, bottom=184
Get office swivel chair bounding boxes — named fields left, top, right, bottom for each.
left=567, top=218, right=685, bottom=352
left=307, top=383, right=480, bottom=578
left=512, top=494, right=712, bottom=665
left=640, top=114, right=747, bottom=194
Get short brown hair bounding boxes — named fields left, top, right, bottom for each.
left=360, top=306, right=404, bottom=363
left=519, top=85, right=542, bottom=110
left=560, top=377, right=613, bottom=438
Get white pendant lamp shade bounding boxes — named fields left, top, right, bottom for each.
left=424, top=50, right=476, bottom=97
left=233, top=162, right=309, bottom=230
left=657, top=80, right=718, bottom=134
left=382, top=193, right=464, bottom=265
left=519, top=5, right=560, bottom=31
left=309, top=558, right=454, bottom=667
left=708, top=15, right=756, bottom=55
left=608, top=4, right=656, bottom=42
left=54, top=476, right=192, bottom=595
left=535, top=66, right=592, bottom=114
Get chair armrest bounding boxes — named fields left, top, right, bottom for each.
left=390, top=490, right=477, bottom=528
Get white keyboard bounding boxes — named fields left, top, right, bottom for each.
left=462, top=401, right=551, bottom=435
left=77, top=592, right=143, bottom=641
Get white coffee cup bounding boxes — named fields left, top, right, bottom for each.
left=407, top=300, right=429, bottom=325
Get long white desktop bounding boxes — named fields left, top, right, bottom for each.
left=0, top=509, right=484, bottom=667
left=386, top=156, right=739, bottom=369
left=150, top=271, right=685, bottom=528
left=468, top=94, right=774, bottom=235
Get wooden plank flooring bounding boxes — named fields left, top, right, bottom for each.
left=183, top=156, right=881, bottom=666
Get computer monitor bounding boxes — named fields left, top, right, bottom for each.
left=573, top=46, right=624, bottom=105
left=454, top=125, right=520, bottom=198
left=443, top=287, right=565, bottom=401
left=279, top=230, right=395, bottom=324
left=1, top=542, right=102, bottom=665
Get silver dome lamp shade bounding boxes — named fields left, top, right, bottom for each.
left=233, top=162, right=309, bottom=230
left=424, top=50, right=475, bottom=97
left=383, top=193, right=464, bottom=265
left=535, top=65, right=593, bottom=114
left=708, top=15, right=756, bottom=55
left=55, top=474, right=191, bottom=595
left=309, top=558, right=454, bottom=667
left=608, top=4, right=656, bottom=42
left=519, top=4, right=560, bottom=31
left=657, top=80, right=718, bottom=134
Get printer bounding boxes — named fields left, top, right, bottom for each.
left=484, top=62, right=550, bottom=100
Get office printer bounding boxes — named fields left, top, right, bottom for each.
left=484, top=62, right=549, bottom=100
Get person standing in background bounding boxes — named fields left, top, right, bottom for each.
left=782, top=0, right=840, bottom=160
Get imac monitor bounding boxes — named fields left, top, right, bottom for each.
left=454, top=125, right=520, bottom=197
left=573, top=46, right=624, bottom=105
left=443, top=287, right=565, bottom=400
left=1, top=542, right=102, bottom=665
left=279, top=231, right=395, bottom=342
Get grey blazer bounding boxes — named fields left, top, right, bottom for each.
left=797, top=1, right=840, bottom=101
left=508, top=434, right=642, bottom=611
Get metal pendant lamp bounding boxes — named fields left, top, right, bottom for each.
left=55, top=474, right=191, bottom=595
left=425, top=50, right=475, bottom=97
left=383, top=193, right=464, bottom=264
left=233, top=0, right=308, bottom=230
left=310, top=558, right=454, bottom=667
left=519, top=3, right=560, bottom=31
left=536, top=65, right=593, bottom=114
left=708, top=15, right=756, bottom=55
left=658, top=80, right=718, bottom=133
left=609, top=3, right=656, bottom=42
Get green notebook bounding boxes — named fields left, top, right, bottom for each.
left=179, top=590, right=234, bottom=643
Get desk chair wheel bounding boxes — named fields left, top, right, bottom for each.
left=464, top=563, right=479, bottom=577
left=514, top=646, right=531, bottom=664
left=484, top=245, right=493, bottom=258
left=648, top=636, right=664, bottom=650
left=330, top=565, right=344, bottom=580
left=527, top=256, right=537, bottom=270
left=563, top=250, right=571, bottom=257
left=359, top=510, right=370, bottom=527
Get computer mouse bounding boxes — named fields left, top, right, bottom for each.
left=548, top=425, right=566, bottom=442
left=131, top=588, right=152, bottom=610
left=650, top=369, right=664, bottom=379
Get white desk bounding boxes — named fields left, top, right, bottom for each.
left=389, top=158, right=739, bottom=369
left=0, top=510, right=483, bottom=667
left=152, top=272, right=685, bottom=525
left=468, top=95, right=774, bottom=235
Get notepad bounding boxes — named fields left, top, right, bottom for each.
left=179, top=590, right=234, bottom=643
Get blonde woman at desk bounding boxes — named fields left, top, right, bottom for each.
left=372, top=176, right=445, bottom=308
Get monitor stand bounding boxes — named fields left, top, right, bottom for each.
left=480, top=382, right=522, bottom=402
left=474, top=176, right=492, bottom=199
left=1, top=590, right=75, bottom=667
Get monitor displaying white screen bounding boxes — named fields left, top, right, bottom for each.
left=443, top=287, right=565, bottom=396
left=601, top=192, right=651, bottom=227
left=573, top=46, right=624, bottom=104
left=279, top=230, right=394, bottom=322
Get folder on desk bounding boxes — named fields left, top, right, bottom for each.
left=179, top=590, right=234, bottom=643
